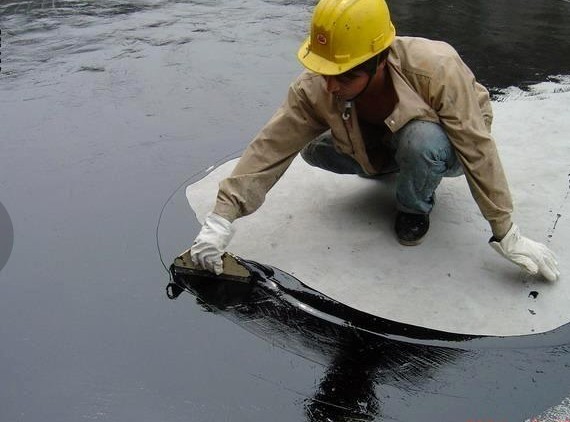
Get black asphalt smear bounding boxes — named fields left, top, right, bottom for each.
left=169, top=260, right=570, bottom=422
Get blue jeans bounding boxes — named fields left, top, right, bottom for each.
left=300, top=120, right=464, bottom=215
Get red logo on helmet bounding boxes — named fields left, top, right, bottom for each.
left=317, top=33, right=327, bottom=45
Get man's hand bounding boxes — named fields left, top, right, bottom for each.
left=489, top=224, right=560, bottom=282
left=190, top=213, right=235, bottom=275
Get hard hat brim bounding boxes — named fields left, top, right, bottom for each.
left=297, top=27, right=395, bottom=76
left=297, top=38, right=354, bottom=76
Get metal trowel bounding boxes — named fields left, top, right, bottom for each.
left=170, top=249, right=252, bottom=283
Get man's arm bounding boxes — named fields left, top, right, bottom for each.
left=192, top=73, right=328, bottom=273
left=429, top=50, right=559, bottom=281
left=429, top=51, right=513, bottom=239
left=214, top=74, right=329, bottom=222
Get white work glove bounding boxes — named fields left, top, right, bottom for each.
left=190, top=213, right=235, bottom=275
left=489, top=223, right=560, bottom=282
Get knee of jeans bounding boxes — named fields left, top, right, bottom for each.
left=300, top=142, right=315, bottom=165
left=301, top=133, right=331, bottom=163
left=397, top=123, right=452, bottom=163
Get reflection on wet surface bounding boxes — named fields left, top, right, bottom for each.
left=1, top=0, right=570, bottom=420
left=168, top=267, right=467, bottom=421
left=0, top=0, right=310, bottom=81
left=169, top=262, right=570, bottom=421
left=2, top=0, right=570, bottom=91
left=390, top=0, right=570, bottom=92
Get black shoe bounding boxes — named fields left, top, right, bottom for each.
left=395, top=212, right=430, bottom=246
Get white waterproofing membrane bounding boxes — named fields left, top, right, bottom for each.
left=187, top=80, right=570, bottom=336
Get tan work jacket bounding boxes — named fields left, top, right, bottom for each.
left=214, top=36, right=513, bottom=238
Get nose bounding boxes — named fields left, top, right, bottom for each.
left=324, top=76, right=340, bottom=94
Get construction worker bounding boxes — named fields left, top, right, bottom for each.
left=191, top=0, right=560, bottom=281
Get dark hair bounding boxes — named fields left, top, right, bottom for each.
left=347, top=48, right=390, bottom=76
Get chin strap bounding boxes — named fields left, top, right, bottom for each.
left=347, top=54, right=381, bottom=103
left=340, top=54, right=386, bottom=118
left=362, top=55, right=380, bottom=91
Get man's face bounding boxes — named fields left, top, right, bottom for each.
left=322, top=70, right=370, bottom=101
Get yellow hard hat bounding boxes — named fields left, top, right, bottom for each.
left=297, top=0, right=396, bottom=75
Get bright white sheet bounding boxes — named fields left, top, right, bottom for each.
left=187, top=81, right=570, bottom=336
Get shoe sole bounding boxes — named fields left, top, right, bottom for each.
left=397, top=235, right=426, bottom=246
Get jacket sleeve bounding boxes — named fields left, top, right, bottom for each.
left=429, top=52, right=513, bottom=239
left=213, top=75, right=329, bottom=222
